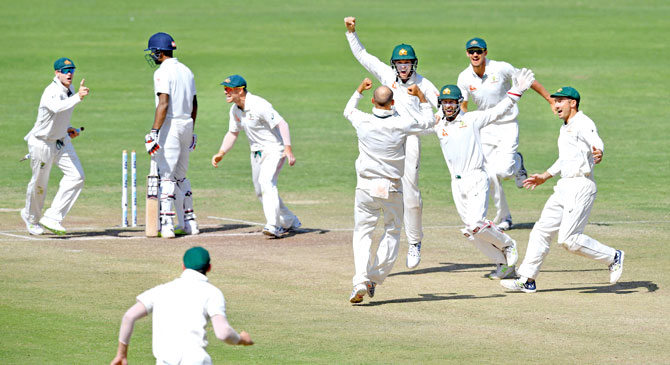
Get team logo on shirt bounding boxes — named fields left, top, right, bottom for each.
left=490, top=75, right=498, bottom=83
left=469, top=85, right=477, bottom=91
left=399, top=49, right=408, bottom=56
left=441, top=128, right=448, bottom=136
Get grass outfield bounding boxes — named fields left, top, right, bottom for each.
left=1, top=0, right=669, bottom=363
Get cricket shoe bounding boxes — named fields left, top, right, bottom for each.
left=159, top=225, right=176, bottom=239
left=287, top=217, right=302, bottom=232
left=488, top=264, right=516, bottom=280
left=20, top=209, right=44, bottom=235
left=515, top=152, right=527, bottom=188
left=609, top=250, right=625, bottom=284
left=349, top=283, right=367, bottom=304
left=39, top=216, right=65, bottom=235
left=366, top=281, right=376, bottom=298
left=504, top=242, right=518, bottom=267
left=185, top=220, right=200, bottom=235
left=406, top=242, right=421, bottom=269
left=500, top=278, right=537, bottom=293
left=262, top=225, right=285, bottom=238
left=497, top=217, right=512, bottom=231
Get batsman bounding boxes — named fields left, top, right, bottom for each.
left=143, top=32, right=199, bottom=238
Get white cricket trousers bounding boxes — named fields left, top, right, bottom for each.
left=155, top=118, right=193, bottom=225
left=352, top=188, right=403, bottom=286
left=451, top=169, right=507, bottom=265
left=517, top=177, right=616, bottom=280
left=250, top=150, right=297, bottom=229
left=24, top=135, right=84, bottom=223
left=481, top=121, right=521, bottom=223
left=402, top=134, right=423, bottom=245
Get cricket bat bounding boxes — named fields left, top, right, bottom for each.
left=145, top=158, right=159, bottom=237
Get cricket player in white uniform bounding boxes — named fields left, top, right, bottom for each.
left=211, top=75, right=300, bottom=238
left=345, top=16, right=440, bottom=269
left=501, top=87, right=625, bottom=293
left=21, top=57, right=90, bottom=236
left=344, top=78, right=435, bottom=304
left=457, top=38, right=553, bottom=231
left=144, top=32, right=199, bottom=238
left=111, top=247, right=254, bottom=365
left=430, top=69, right=536, bottom=280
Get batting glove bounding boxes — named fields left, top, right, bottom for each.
left=508, top=68, right=535, bottom=101
left=145, top=129, right=160, bottom=155
left=189, top=133, right=197, bottom=151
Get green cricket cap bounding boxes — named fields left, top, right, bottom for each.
left=466, top=37, right=487, bottom=50
left=551, top=86, right=580, bottom=101
left=54, top=57, right=75, bottom=71
left=438, top=84, right=462, bottom=100
left=391, top=43, right=417, bottom=61
left=183, top=246, right=211, bottom=271
left=221, top=74, right=247, bottom=88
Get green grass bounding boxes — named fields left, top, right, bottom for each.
left=1, top=0, right=669, bottom=363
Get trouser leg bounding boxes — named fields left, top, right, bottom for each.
left=368, top=192, right=403, bottom=285
left=352, top=189, right=381, bottom=286
left=24, top=139, right=54, bottom=223
left=402, top=135, right=423, bottom=245
left=43, top=142, right=85, bottom=222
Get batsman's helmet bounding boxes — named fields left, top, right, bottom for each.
left=145, top=32, right=176, bottom=52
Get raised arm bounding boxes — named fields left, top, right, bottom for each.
left=343, top=78, right=373, bottom=125
left=344, top=17, right=391, bottom=83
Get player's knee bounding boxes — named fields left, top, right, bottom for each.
left=558, top=235, right=581, bottom=252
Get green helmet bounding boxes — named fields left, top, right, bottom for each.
left=390, top=43, right=417, bottom=61
left=438, top=85, right=463, bottom=101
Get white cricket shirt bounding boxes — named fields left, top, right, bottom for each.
left=434, top=98, right=516, bottom=177
left=346, top=32, right=440, bottom=120
left=228, top=91, right=286, bottom=153
left=457, top=59, right=519, bottom=124
left=153, top=58, right=196, bottom=121
left=344, top=91, right=434, bottom=182
left=547, top=111, right=604, bottom=179
left=25, top=77, right=81, bottom=142
left=137, top=269, right=226, bottom=364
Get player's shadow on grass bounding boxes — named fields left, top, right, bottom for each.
left=510, top=222, right=535, bottom=230
left=281, top=227, right=330, bottom=237
left=200, top=224, right=254, bottom=234
left=388, top=262, right=494, bottom=277
left=356, top=292, right=505, bottom=306
left=536, top=281, right=658, bottom=295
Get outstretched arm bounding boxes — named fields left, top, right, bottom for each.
left=523, top=171, right=553, bottom=190
left=212, top=315, right=254, bottom=346
left=111, top=302, right=148, bottom=365
left=212, top=131, right=240, bottom=167
left=344, top=17, right=391, bottom=83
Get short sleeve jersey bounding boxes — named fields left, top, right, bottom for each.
left=137, top=269, right=226, bottom=364
left=228, top=91, right=286, bottom=152
left=153, top=58, right=197, bottom=121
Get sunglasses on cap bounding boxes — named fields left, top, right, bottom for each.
left=467, top=49, right=485, bottom=55
left=59, top=68, right=75, bottom=74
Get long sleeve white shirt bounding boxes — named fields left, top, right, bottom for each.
left=547, top=111, right=604, bottom=178
left=228, top=92, right=287, bottom=153
left=25, top=76, right=81, bottom=142
left=344, top=91, right=434, bottom=182
left=346, top=31, right=440, bottom=120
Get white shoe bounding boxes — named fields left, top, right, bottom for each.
left=184, top=220, right=200, bottom=235
left=609, top=250, right=625, bottom=284
left=498, top=218, right=512, bottom=231
left=349, top=284, right=367, bottom=304
left=160, top=225, right=175, bottom=239
left=262, top=225, right=285, bottom=238
left=287, top=217, right=302, bottom=232
left=406, top=242, right=422, bottom=269
left=20, top=209, right=43, bottom=235
left=515, top=152, right=527, bottom=188
left=489, top=264, right=516, bottom=280
left=504, top=242, right=518, bottom=267
left=39, top=216, right=65, bottom=235
left=501, top=278, right=536, bottom=293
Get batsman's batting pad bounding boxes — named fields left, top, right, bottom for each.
left=470, top=222, right=514, bottom=250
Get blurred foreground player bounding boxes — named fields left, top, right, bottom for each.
left=111, top=246, right=253, bottom=365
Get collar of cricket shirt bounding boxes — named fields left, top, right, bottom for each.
left=372, top=107, right=394, bottom=119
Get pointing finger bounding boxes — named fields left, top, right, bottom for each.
left=80, top=79, right=86, bottom=87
